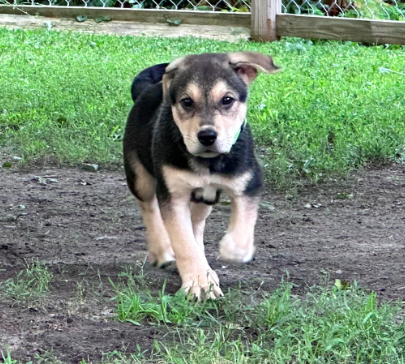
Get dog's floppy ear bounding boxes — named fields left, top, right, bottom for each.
left=162, top=56, right=186, bottom=97
left=228, top=52, right=280, bottom=85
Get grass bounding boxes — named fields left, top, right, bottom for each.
left=5, top=267, right=404, bottom=364
left=1, top=28, right=405, bottom=363
left=1, top=259, right=53, bottom=301
left=3, top=264, right=404, bottom=363
left=106, top=269, right=405, bottom=363
left=1, top=28, right=405, bottom=186
left=1, top=350, right=18, bottom=364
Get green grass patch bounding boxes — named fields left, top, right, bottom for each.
left=1, top=29, right=405, bottom=185
left=3, top=266, right=405, bottom=364
left=1, top=260, right=53, bottom=301
left=108, top=267, right=405, bottom=363
left=1, top=349, right=18, bottom=364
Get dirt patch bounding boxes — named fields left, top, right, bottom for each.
left=0, top=14, right=250, bottom=42
left=1, top=163, right=404, bottom=362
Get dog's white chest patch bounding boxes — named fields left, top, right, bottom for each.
left=162, top=165, right=253, bottom=200
left=191, top=185, right=220, bottom=205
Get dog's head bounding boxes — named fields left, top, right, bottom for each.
left=162, top=52, right=280, bottom=158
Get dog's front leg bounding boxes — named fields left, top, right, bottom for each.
left=219, top=195, right=259, bottom=263
left=160, top=197, right=223, bottom=300
left=190, top=202, right=212, bottom=250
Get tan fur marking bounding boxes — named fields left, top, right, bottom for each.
left=165, top=55, right=187, bottom=74
left=162, top=55, right=187, bottom=96
left=191, top=202, right=212, bottom=249
left=161, top=165, right=258, bottom=288
left=209, top=81, right=246, bottom=153
left=219, top=196, right=259, bottom=262
left=171, top=80, right=247, bottom=157
left=162, top=165, right=252, bottom=199
left=160, top=165, right=253, bottom=300
left=228, top=52, right=281, bottom=85
left=127, top=153, right=174, bottom=266
left=127, top=151, right=156, bottom=201
left=209, top=81, right=236, bottom=105
left=171, top=82, right=206, bottom=156
left=228, top=51, right=280, bottom=74
left=160, top=198, right=222, bottom=300
left=139, top=197, right=175, bottom=267
left=162, top=74, right=172, bottom=97
left=182, top=83, right=202, bottom=103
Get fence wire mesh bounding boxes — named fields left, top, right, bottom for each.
left=1, top=0, right=251, bottom=11
left=282, top=0, right=405, bottom=20
left=2, top=0, right=405, bottom=19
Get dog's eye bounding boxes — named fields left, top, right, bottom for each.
left=180, top=97, right=194, bottom=109
left=221, top=96, right=234, bottom=106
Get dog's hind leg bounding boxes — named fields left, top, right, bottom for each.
left=139, top=196, right=175, bottom=267
left=125, top=153, right=175, bottom=267
left=190, top=202, right=212, bottom=251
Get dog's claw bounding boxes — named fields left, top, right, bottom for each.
left=158, top=261, right=175, bottom=269
left=182, top=284, right=224, bottom=301
left=181, top=270, right=223, bottom=301
left=148, top=250, right=175, bottom=268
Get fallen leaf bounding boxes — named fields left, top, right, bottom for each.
left=32, top=176, right=47, bottom=185
left=3, top=214, right=17, bottom=222
left=77, top=15, right=88, bottom=22
left=260, top=202, right=276, bottom=212
left=95, top=16, right=111, bottom=23
left=335, top=279, right=350, bottom=291
left=167, top=18, right=182, bottom=26
left=336, top=192, right=354, bottom=200
left=82, top=163, right=99, bottom=172
left=44, top=20, right=53, bottom=31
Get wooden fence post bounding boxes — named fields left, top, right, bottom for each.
left=251, top=0, right=281, bottom=41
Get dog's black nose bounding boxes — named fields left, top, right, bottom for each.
left=198, top=129, right=217, bottom=146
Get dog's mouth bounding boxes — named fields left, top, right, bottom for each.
left=195, top=149, right=221, bottom=158
left=184, top=139, right=229, bottom=158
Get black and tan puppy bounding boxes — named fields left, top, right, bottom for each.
left=123, top=52, right=279, bottom=299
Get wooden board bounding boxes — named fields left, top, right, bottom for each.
left=0, top=4, right=251, bottom=27
left=251, top=0, right=274, bottom=41
left=0, top=13, right=250, bottom=41
left=277, top=13, right=405, bottom=45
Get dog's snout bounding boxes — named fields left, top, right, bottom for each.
left=198, top=129, right=217, bottom=146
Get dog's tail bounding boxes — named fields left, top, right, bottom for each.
left=131, top=63, right=169, bottom=103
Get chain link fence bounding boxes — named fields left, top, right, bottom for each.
left=1, top=0, right=251, bottom=12
left=2, top=0, right=405, bottom=19
left=282, top=0, right=405, bottom=20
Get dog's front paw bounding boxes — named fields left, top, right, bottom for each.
left=149, top=248, right=175, bottom=268
left=181, top=269, right=223, bottom=300
left=219, top=233, right=255, bottom=263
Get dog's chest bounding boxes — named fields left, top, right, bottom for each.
left=162, top=165, right=252, bottom=201
left=191, top=186, right=220, bottom=205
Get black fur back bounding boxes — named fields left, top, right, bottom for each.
left=130, top=63, right=169, bottom=103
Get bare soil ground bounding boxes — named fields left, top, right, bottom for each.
left=0, top=14, right=250, bottom=42
left=1, top=163, right=404, bottom=363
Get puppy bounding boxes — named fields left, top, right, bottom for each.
left=123, top=52, right=279, bottom=299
